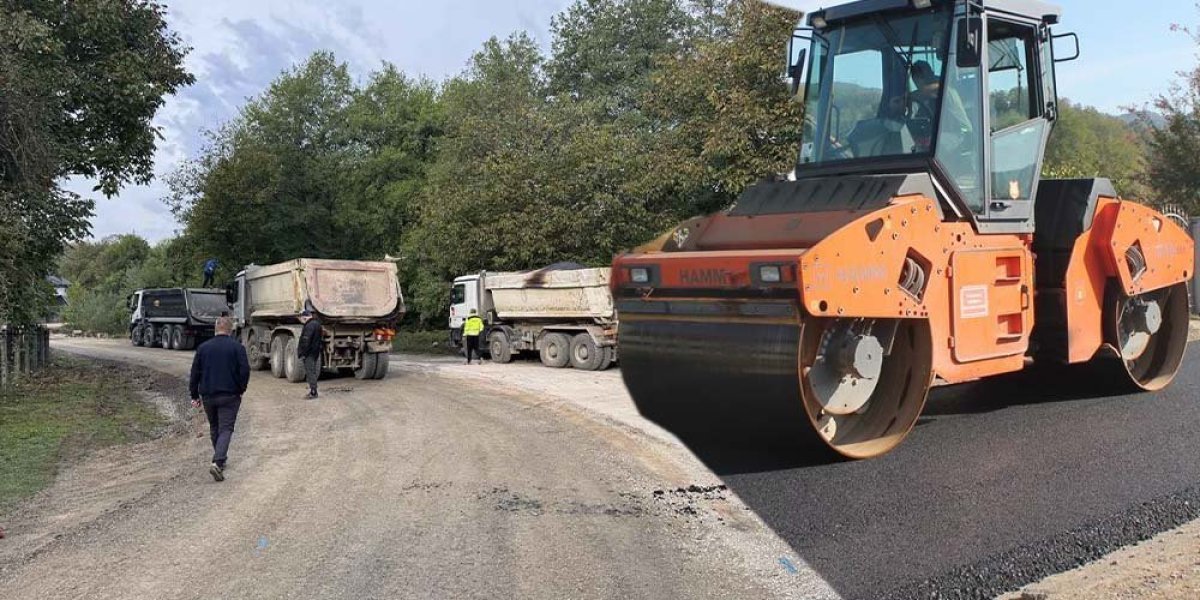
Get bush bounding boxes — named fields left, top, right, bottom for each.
left=394, top=329, right=457, bottom=355
left=63, top=289, right=128, bottom=336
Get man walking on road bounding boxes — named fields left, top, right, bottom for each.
left=189, top=316, right=249, bottom=482
left=298, top=309, right=323, bottom=399
left=463, top=308, right=484, bottom=365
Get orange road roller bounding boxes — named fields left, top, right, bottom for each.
left=612, top=0, right=1194, bottom=460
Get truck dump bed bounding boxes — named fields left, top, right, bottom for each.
left=486, top=267, right=613, bottom=320
left=245, top=258, right=404, bottom=322
left=141, top=288, right=228, bottom=322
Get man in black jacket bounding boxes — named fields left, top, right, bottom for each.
left=189, top=317, right=250, bottom=482
left=298, top=309, right=323, bottom=399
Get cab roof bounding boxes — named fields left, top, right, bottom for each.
left=810, top=0, right=1063, bottom=27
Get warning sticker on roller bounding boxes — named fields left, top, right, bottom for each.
left=960, top=285, right=990, bottom=319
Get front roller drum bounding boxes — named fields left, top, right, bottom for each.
left=620, top=307, right=933, bottom=460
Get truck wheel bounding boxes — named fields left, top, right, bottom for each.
left=181, top=333, right=196, bottom=351
left=270, top=336, right=287, bottom=378
left=356, top=352, right=379, bottom=379
left=489, top=331, right=513, bottom=364
left=596, top=346, right=614, bottom=371
left=169, top=326, right=184, bottom=350
left=246, top=330, right=269, bottom=370
left=372, top=352, right=390, bottom=380
left=539, top=333, right=571, bottom=368
left=569, top=333, right=603, bottom=371
left=284, top=338, right=306, bottom=383
left=131, top=325, right=143, bottom=346
left=159, top=326, right=172, bottom=349
left=143, top=324, right=156, bottom=347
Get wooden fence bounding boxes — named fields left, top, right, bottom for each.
left=0, top=325, right=51, bottom=389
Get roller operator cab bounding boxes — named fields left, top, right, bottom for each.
left=612, top=0, right=1194, bottom=460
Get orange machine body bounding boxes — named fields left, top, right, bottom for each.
left=613, top=192, right=1193, bottom=385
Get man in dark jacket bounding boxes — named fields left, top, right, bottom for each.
left=298, top=309, right=323, bottom=399
left=189, top=317, right=250, bottom=482
left=202, top=258, right=218, bottom=287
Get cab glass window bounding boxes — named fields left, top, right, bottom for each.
left=450, top=284, right=465, bottom=305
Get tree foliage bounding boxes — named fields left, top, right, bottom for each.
left=58, top=234, right=190, bottom=334
left=0, top=0, right=192, bottom=324
left=1043, top=100, right=1149, bottom=198
left=1144, top=17, right=1200, bottom=213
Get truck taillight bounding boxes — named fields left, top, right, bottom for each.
left=374, top=328, right=396, bottom=341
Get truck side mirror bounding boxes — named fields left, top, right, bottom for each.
left=957, top=17, right=983, bottom=68
left=788, top=48, right=807, bottom=96
left=787, top=28, right=816, bottom=97
left=1051, top=32, right=1080, bottom=62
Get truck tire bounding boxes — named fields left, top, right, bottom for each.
left=489, top=331, right=513, bottom=364
left=596, top=346, right=614, bottom=371
left=372, top=352, right=390, bottom=379
left=246, top=330, right=269, bottom=370
left=159, top=325, right=172, bottom=349
left=180, top=333, right=196, bottom=351
left=539, top=333, right=571, bottom=368
left=284, top=338, right=306, bottom=383
left=356, top=352, right=379, bottom=379
left=169, top=326, right=184, bottom=350
left=270, top=336, right=287, bottom=378
left=131, top=325, right=143, bottom=346
left=569, top=333, right=603, bottom=371
left=143, top=324, right=156, bottom=347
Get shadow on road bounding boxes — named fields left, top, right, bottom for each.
left=645, top=354, right=1196, bottom=599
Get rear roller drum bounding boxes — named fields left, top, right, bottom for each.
left=1104, top=282, right=1189, bottom=391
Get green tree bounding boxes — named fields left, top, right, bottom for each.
left=645, top=0, right=803, bottom=215
left=1144, top=18, right=1200, bottom=212
left=169, top=52, right=444, bottom=274
left=58, top=234, right=190, bottom=334
left=1043, top=100, right=1149, bottom=198
left=547, top=0, right=695, bottom=114
left=0, top=0, right=193, bottom=324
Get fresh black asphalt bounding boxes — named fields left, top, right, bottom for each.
left=682, top=353, right=1200, bottom=599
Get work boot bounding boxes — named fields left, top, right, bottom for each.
left=209, top=462, right=225, bottom=482
left=305, top=388, right=318, bottom=400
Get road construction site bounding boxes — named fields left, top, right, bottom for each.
left=2, top=335, right=1199, bottom=600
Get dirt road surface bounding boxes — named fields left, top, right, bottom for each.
left=0, top=338, right=832, bottom=600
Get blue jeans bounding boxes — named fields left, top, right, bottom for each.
left=203, top=394, right=242, bottom=467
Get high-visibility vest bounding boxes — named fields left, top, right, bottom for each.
left=463, top=316, right=484, bottom=337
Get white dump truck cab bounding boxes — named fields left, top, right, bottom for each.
left=127, top=290, right=145, bottom=325
left=448, top=273, right=483, bottom=340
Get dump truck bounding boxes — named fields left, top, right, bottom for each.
left=612, top=0, right=1194, bottom=460
left=128, top=288, right=230, bottom=350
left=449, top=265, right=618, bottom=370
left=229, top=259, right=405, bottom=382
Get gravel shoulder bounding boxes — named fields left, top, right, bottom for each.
left=0, top=338, right=834, bottom=600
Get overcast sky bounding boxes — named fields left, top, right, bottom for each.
left=77, top=0, right=1198, bottom=243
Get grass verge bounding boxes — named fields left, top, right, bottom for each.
left=0, top=354, right=167, bottom=515
left=395, top=329, right=458, bottom=356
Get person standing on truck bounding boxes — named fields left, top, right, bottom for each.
left=189, top=317, right=249, bottom=482
left=462, top=308, right=485, bottom=365
left=202, top=258, right=218, bottom=287
left=298, top=309, right=323, bottom=398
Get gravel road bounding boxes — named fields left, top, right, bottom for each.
left=0, top=338, right=832, bottom=600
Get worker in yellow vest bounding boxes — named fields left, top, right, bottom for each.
left=462, top=309, right=485, bottom=365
